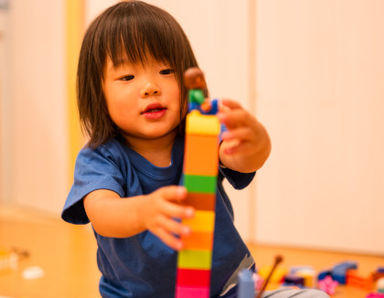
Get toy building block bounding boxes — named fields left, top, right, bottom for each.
left=296, top=269, right=316, bottom=288
left=373, top=271, right=384, bottom=282
left=186, top=111, right=221, bottom=135
left=184, top=134, right=219, bottom=176
left=377, top=277, right=384, bottom=293
left=179, top=193, right=215, bottom=211
left=318, top=269, right=332, bottom=281
left=182, top=211, right=215, bottom=232
left=181, top=231, right=214, bottom=251
left=178, top=249, right=212, bottom=270
left=184, top=174, right=217, bottom=194
left=346, top=269, right=373, bottom=291
left=176, top=286, right=210, bottom=298
left=283, top=274, right=305, bottom=287
left=175, top=68, right=220, bottom=298
left=378, top=267, right=384, bottom=273
left=238, top=269, right=255, bottom=298
left=289, top=266, right=315, bottom=288
left=0, top=249, right=18, bottom=271
left=366, top=293, right=384, bottom=298
left=317, top=276, right=338, bottom=295
left=176, top=268, right=211, bottom=288
left=332, top=261, right=358, bottom=284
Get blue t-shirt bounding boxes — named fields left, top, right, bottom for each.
left=62, top=136, right=255, bottom=298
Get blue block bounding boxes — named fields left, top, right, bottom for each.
left=318, top=269, right=332, bottom=281
left=332, top=261, right=358, bottom=284
left=378, top=267, right=384, bottom=273
left=238, top=269, right=255, bottom=298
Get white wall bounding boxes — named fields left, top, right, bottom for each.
left=255, top=0, right=384, bottom=254
left=7, top=0, right=68, bottom=213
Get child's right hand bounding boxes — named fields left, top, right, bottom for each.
left=143, top=186, right=194, bottom=251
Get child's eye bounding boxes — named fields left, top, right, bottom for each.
left=159, top=69, right=175, bottom=75
left=120, top=75, right=135, bottom=81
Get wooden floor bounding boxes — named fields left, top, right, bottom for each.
left=0, top=204, right=383, bottom=298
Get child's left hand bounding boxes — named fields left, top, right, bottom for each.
left=217, top=99, right=271, bottom=173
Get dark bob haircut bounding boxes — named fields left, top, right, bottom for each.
left=77, top=0, right=199, bottom=148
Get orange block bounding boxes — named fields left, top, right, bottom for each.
left=180, top=192, right=216, bottom=211
left=346, top=270, right=373, bottom=291
left=184, top=134, right=219, bottom=176
left=181, top=231, right=214, bottom=250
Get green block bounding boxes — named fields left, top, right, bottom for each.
left=184, top=175, right=217, bottom=194
left=177, top=249, right=212, bottom=270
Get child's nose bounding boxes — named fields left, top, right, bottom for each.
left=140, top=82, right=160, bottom=97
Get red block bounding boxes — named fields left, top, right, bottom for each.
left=176, top=268, right=211, bottom=288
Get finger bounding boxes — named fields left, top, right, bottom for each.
left=221, top=127, right=253, bottom=142
left=158, top=215, right=191, bottom=237
left=155, top=228, right=184, bottom=251
left=158, top=186, right=187, bottom=202
left=220, top=98, right=243, bottom=110
left=161, top=200, right=195, bottom=219
left=222, top=139, right=242, bottom=155
left=218, top=109, right=250, bottom=128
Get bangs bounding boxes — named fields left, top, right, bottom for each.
left=102, top=2, right=184, bottom=71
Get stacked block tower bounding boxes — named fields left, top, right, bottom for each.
left=175, top=68, right=220, bottom=298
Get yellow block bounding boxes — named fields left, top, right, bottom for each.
left=177, top=249, right=212, bottom=270
left=182, top=211, right=215, bottom=232
left=186, top=111, right=220, bottom=136
left=258, top=266, right=288, bottom=284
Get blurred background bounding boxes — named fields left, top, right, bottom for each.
left=1, top=0, right=383, bottom=258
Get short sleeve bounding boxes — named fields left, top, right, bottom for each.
left=219, top=167, right=255, bottom=190
left=61, top=146, right=126, bottom=224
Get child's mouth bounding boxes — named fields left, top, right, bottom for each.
left=142, top=104, right=167, bottom=120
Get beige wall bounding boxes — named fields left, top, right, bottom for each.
left=255, top=0, right=384, bottom=254
left=6, top=1, right=68, bottom=213
left=0, top=8, right=8, bottom=202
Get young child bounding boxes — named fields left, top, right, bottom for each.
left=62, top=1, right=328, bottom=298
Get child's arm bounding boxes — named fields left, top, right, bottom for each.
left=83, top=186, right=194, bottom=251
left=218, top=99, right=271, bottom=173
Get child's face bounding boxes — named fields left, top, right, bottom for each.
left=102, top=54, right=181, bottom=142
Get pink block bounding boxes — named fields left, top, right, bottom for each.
left=176, top=286, right=210, bottom=298
left=366, top=293, right=384, bottom=298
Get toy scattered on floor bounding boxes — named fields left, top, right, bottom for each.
left=175, top=68, right=220, bottom=298
left=0, top=247, right=29, bottom=272
left=237, top=255, right=284, bottom=298
left=377, top=277, right=384, bottom=293
left=237, top=257, right=384, bottom=297
left=22, top=266, right=44, bottom=280
left=0, top=248, right=18, bottom=271
left=332, top=261, right=358, bottom=284
left=317, top=276, right=338, bottom=295
left=366, top=293, right=384, bottom=298
left=290, top=266, right=316, bottom=288
left=256, top=255, right=284, bottom=298
left=238, top=269, right=255, bottom=298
